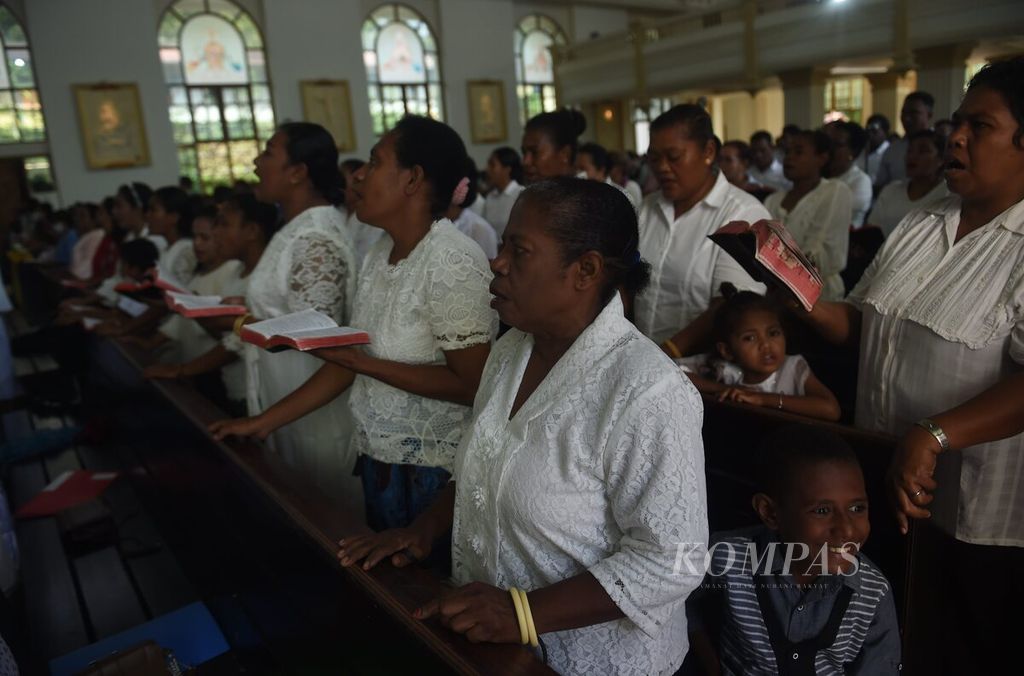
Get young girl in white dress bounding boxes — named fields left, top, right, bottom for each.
left=765, top=130, right=853, bottom=301
left=210, top=122, right=359, bottom=496
left=212, top=116, right=495, bottom=530
left=678, top=283, right=841, bottom=421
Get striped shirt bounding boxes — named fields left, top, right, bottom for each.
left=687, top=526, right=901, bottom=675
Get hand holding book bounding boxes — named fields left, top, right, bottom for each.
left=239, top=309, right=370, bottom=353
left=709, top=219, right=823, bottom=311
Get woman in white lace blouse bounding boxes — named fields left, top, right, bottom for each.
left=338, top=178, right=708, bottom=676
left=209, top=122, right=359, bottom=496
left=212, top=116, right=495, bottom=530
left=796, top=59, right=1024, bottom=673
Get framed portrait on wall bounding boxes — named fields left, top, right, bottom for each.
left=300, top=80, right=356, bottom=152
left=72, top=83, right=151, bottom=170
left=466, top=80, right=507, bottom=143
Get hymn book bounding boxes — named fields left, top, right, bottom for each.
left=165, top=291, right=247, bottom=318
left=240, top=309, right=371, bottom=352
left=709, top=219, right=823, bottom=311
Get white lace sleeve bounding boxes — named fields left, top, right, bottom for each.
left=428, top=248, right=495, bottom=351
left=588, top=376, right=708, bottom=638
left=171, top=243, right=197, bottom=285
left=287, top=235, right=350, bottom=322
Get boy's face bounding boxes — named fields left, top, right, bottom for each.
left=717, top=309, right=786, bottom=381
left=755, top=460, right=870, bottom=579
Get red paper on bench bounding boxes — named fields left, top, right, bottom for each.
left=15, top=469, right=119, bottom=519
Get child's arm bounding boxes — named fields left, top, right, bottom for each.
left=716, top=372, right=841, bottom=421
left=685, top=372, right=733, bottom=396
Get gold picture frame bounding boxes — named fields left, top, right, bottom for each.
left=300, top=80, right=356, bottom=152
left=73, top=83, right=151, bottom=169
left=466, top=80, right=507, bottom=144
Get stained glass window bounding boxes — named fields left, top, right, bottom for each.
left=157, top=0, right=273, bottom=193
left=0, top=4, right=45, bottom=143
left=362, top=4, right=443, bottom=136
left=515, top=15, right=566, bottom=125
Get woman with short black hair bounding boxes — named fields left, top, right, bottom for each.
left=338, top=177, right=708, bottom=676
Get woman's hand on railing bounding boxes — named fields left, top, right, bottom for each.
left=208, top=415, right=274, bottom=441
left=337, top=527, right=433, bottom=571
left=414, top=581, right=522, bottom=644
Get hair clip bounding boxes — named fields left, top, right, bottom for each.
left=450, top=177, right=470, bottom=207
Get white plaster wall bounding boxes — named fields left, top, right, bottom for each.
left=25, top=0, right=181, bottom=204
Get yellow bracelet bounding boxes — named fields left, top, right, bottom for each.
left=662, top=338, right=682, bottom=359
left=509, top=587, right=529, bottom=645
left=233, top=313, right=252, bottom=336
left=517, top=588, right=540, bottom=648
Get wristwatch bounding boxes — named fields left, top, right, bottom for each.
left=914, top=418, right=950, bottom=453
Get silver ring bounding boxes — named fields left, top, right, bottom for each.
left=912, top=489, right=924, bottom=497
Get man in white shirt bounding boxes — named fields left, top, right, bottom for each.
left=748, top=130, right=792, bottom=193
left=874, top=91, right=935, bottom=191
left=826, top=120, right=873, bottom=227
left=857, top=113, right=891, bottom=185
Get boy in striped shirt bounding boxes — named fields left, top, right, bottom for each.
left=686, top=426, right=901, bottom=675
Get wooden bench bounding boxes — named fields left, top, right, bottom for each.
left=103, top=340, right=555, bottom=676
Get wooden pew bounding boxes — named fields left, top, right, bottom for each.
left=699, top=394, right=937, bottom=674
left=103, top=339, right=555, bottom=676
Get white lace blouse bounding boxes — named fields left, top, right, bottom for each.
left=765, top=178, right=853, bottom=301
left=452, top=295, right=709, bottom=676
left=243, top=206, right=359, bottom=493
left=348, top=219, right=496, bottom=471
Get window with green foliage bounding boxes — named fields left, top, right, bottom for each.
left=824, top=78, right=864, bottom=124
left=157, top=0, right=274, bottom=193
left=361, top=4, right=443, bottom=136
left=514, top=14, right=566, bottom=125
left=0, top=4, right=45, bottom=144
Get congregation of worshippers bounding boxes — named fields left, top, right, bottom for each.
left=0, top=2, right=1022, bottom=675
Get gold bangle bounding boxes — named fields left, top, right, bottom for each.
left=517, top=588, right=540, bottom=648
left=662, top=339, right=682, bottom=359
left=509, top=587, right=529, bottom=645
left=233, top=313, right=251, bottom=336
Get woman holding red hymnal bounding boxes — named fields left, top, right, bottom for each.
left=144, top=195, right=278, bottom=414
left=211, top=116, right=495, bottom=532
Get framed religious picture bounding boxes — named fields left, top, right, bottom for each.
left=466, top=80, right=507, bottom=144
left=300, top=80, right=356, bottom=152
left=72, top=83, right=151, bottom=170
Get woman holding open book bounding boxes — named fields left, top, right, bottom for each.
left=211, top=122, right=359, bottom=496
left=211, top=116, right=495, bottom=531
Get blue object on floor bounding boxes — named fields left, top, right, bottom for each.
left=49, top=601, right=229, bottom=675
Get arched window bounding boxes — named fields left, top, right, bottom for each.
left=514, top=14, right=566, bottom=124
left=157, top=0, right=274, bottom=192
left=0, top=3, right=44, bottom=143
left=362, top=4, right=443, bottom=135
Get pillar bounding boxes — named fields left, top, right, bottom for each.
left=778, top=67, right=827, bottom=130
left=914, top=43, right=976, bottom=120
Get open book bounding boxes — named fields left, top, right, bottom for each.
left=165, top=291, right=247, bottom=318
left=709, top=219, right=823, bottom=311
left=116, top=294, right=150, bottom=319
left=240, top=309, right=370, bottom=352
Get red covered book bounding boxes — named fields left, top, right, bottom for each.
left=240, top=309, right=371, bottom=352
left=15, top=469, right=119, bottom=519
left=709, top=219, right=823, bottom=311
left=165, top=291, right=247, bottom=318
